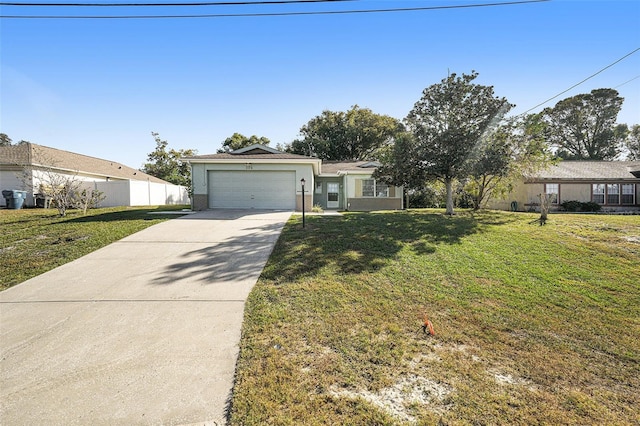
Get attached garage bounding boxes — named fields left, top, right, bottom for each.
left=186, top=144, right=320, bottom=211
left=208, top=170, right=296, bottom=209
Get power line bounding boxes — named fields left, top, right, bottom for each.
left=0, top=0, right=550, bottom=19
left=614, top=74, right=640, bottom=89
left=0, top=0, right=355, bottom=6
left=521, top=47, right=640, bottom=115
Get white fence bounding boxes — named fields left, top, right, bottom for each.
left=89, top=180, right=190, bottom=207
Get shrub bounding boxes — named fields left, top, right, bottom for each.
left=581, top=201, right=601, bottom=212
left=560, top=200, right=602, bottom=212
left=561, top=200, right=582, bottom=212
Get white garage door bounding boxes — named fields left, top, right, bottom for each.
left=208, top=171, right=296, bottom=209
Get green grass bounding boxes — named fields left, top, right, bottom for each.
left=230, top=210, right=640, bottom=425
left=0, top=205, right=189, bottom=290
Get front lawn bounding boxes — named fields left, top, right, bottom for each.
left=231, top=210, right=640, bottom=425
left=0, top=206, right=188, bottom=290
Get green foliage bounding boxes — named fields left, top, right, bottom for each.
left=466, top=113, right=555, bottom=210
left=288, top=105, right=403, bottom=160
left=374, top=131, right=426, bottom=200
left=141, top=132, right=196, bottom=187
left=0, top=133, right=12, bottom=146
left=625, top=124, right=640, bottom=160
left=217, top=132, right=270, bottom=153
left=560, top=200, right=602, bottom=212
left=542, top=88, right=626, bottom=160
left=404, top=71, right=513, bottom=215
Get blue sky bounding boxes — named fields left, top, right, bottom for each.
left=1, top=0, right=639, bottom=168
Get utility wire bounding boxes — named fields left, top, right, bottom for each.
left=0, top=0, right=550, bottom=19
left=521, top=47, right=640, bottom=114
left=0, top=0, right=355, bottom=6
left=614, top=74, right=640, bottom=89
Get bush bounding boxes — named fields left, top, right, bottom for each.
left=560, top=200, right=602, bottom=212
left=581, top=201, right=601, bottom=212
left=561, top=200, right=582, bottom=212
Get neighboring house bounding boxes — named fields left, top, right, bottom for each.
left=184, top=144, right=403, bottom=211
left=0, top=142, right=189, bottom=208
left=488, top=161, right=640, bottom=212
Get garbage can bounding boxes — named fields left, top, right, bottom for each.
left=2, top=190, right=28, bottom=209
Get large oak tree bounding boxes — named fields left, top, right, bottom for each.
left=541, top=88, right=625, bottom=160
left=288, top=105, right=403, bottom=161
left=405, top=71, right=512, bottom=215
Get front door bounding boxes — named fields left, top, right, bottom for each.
left=327, top=183, right=339, bottom=209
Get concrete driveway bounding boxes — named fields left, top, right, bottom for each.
left=0, top=209, right=292, bottom=425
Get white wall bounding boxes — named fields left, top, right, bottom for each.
left=1, top=166, right=189, bottom=208
left=96, top=180, right=189, bottom=207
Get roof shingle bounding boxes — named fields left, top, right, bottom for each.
left=0, top=143, right=169, bottom=184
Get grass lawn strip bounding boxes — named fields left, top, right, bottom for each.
left=231, top=210, right=640, bottom=425
left=0, top=206, right=188, bottom=290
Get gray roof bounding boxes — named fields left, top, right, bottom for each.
left=320, top=161, right=380, bottom=174
left=185, top=145, right=315, bottom=161
left=186, top=152, right=313, bottom=160
left=531, top=161, right=640, bottom=181
left=0, top=142, right=168, bottom=184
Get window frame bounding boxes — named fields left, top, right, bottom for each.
left=592, top=184, right=605, bottom=204
left=593, top=183, right=636, bottom=206
left=606, top=184, right=620, bottom=205
left=621, top=184, right=635, bottom=205
left=545, top=183, right=559, bottom=205
left=360, top=178, right=389, bottom=198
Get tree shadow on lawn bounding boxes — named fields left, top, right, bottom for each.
left=146, top=210, right=516, bottom=287
left=262, top=210, right=515, bottom=282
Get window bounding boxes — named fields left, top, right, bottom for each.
left=592, top=184, right=605, bottom=204
left=621, top=184, right=635, bottom=205
left=362, top=179, right=375, bottom=197
left=360, top=179, right=389, bottom=198
left=607, top=184, right=620, bottom=205
left=376, top=183, right=389, bottom=197
left=315, top=181, right=322, bottom=194
left=545, top=183, right=559, bottom=204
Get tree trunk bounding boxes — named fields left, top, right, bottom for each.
left=445, top=177, right=455, bottom=215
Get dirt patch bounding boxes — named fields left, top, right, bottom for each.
left=329, top=374, right=452, bottom=423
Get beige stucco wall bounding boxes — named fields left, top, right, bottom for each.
left=485, top=180, right=529, bottom=211
left=558, top=183, right=592, bottom=203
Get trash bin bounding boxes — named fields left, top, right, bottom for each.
left=2, top=190, right=28, bottom=209
left=510, top=201, right=518, bottom=212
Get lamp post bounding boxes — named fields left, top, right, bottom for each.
left=300, top=178, right=306, bottom=228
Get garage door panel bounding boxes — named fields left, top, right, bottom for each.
left=208, top=171, right=296, bottom=209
